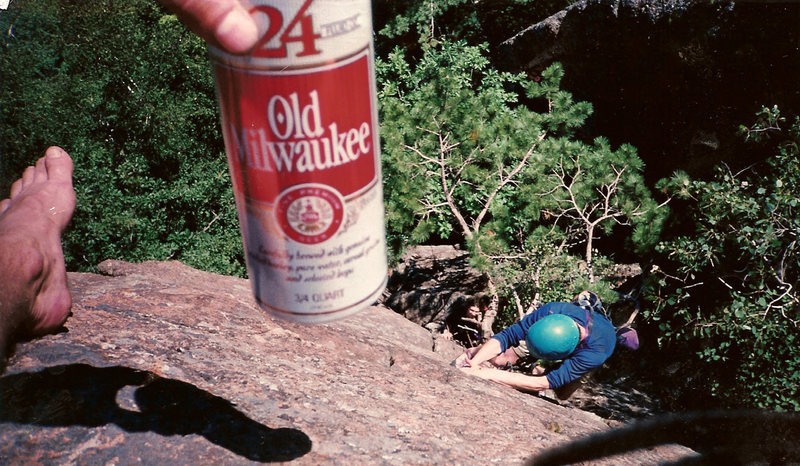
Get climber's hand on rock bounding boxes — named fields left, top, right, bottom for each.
left=454, top=352, right=471, bottom=368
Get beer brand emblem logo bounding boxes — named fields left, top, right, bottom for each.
left=276, top=184, right=344, bottom=244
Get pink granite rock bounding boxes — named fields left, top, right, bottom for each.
left=1, top=260, right=694, bottom=464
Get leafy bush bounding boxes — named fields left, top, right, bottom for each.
left=1, top=0, right=245, bottom=276
left=647, top=106, right=800, bottom=411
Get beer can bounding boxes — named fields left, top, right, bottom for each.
left=209, top=0, right=388, bottom=323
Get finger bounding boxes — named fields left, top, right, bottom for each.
left=158, top=0, right=258, bottom=54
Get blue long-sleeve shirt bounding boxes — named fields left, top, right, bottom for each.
left=492, top=302, right=616, bottom=388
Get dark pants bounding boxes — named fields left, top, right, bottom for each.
left=553, top=375, right=585, bottom=400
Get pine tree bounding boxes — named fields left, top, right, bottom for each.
left=378, top=40, right=665, bottom=329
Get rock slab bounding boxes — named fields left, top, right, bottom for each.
left=1, top=260, right=693, bottom=464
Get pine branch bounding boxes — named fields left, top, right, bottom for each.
left=430, top=125, right=472, bottom=240
left=472, top=131, right=547, bottom=233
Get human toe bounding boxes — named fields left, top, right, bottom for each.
left=10, top=177, right=24, bottom=198
left=21, top=165, right=36, bottom=190
left=44, top=147, right=73, bottom=183
left=33, top=156, right=49, bottom=183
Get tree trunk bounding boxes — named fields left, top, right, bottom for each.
left=586, top=224, right=595, bottom=283
left=481, top=277, right=498, bottom=339
left=513, top=289, right=525, bottom=321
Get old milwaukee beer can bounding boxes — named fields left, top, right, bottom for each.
left=209, top=0, right=388, bottom=322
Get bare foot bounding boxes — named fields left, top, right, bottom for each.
left=0, top=146, right=76, bottom=343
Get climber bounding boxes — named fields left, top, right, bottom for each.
left=455, top=291, right=617, bottom=400
left=440, top=294, right=491, bottom=347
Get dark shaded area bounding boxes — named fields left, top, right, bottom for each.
left=384, top=246, right=489, bottom=328
left=499, top=1, right=800, bottom=186
left=442, top=293, right=491, bottom=347
left=0, top=364, right=312, bottom=463
left=529, top=410, right=800, bottom=466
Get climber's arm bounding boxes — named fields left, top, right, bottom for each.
left=461, top=366, right=551, bottom=392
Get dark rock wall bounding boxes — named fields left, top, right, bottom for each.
left=499, top=0, right=800, bottom=184
left=384, top=245, right=488, bottom=328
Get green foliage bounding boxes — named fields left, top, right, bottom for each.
left=378, top=40, right=531, bottom=247
left=531, top=136, right=667, bottom=269
left=647, top=106, right=800, bottom=411
left=378, top=40, right=662, bottom=324
left=1, top=0, right=245, bottom=276
left=377, top=0, right=482, bottom=44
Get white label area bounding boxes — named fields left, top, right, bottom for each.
left=241, top=183, right=387, bottom=322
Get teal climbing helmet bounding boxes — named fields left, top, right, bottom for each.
left=526, top=314, right=580, bottom=360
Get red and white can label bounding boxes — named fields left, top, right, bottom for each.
left=210, top=0, right=387, bottom=322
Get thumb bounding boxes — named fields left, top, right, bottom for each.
left=159, top=0, right=258, bottom=54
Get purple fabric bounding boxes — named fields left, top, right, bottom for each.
left=616, top=327, right=639, bottom=350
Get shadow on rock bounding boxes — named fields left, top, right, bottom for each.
left=0, top=364, right=312, bottom=462
left=528, top=409, right=800, bottom=466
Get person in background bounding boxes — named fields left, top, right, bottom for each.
left=0, top=0, right=258, bottom=368
left=440, top=294, right=491, bottom=347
